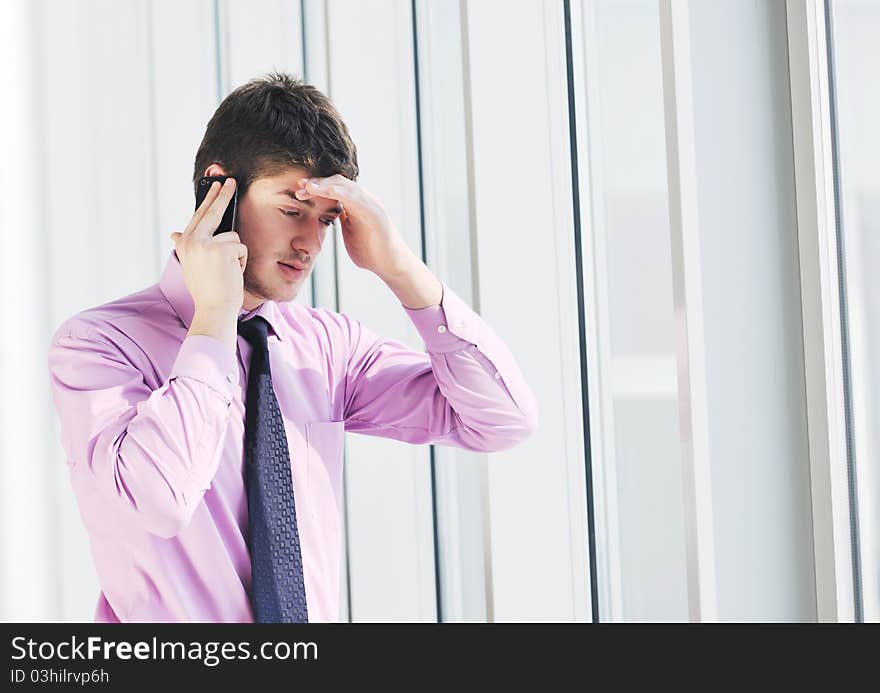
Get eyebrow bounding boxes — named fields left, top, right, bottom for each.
left=277, top=189, right=343, bottom=215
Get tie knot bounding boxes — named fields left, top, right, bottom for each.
left=237, top=315, right=269, bottom=348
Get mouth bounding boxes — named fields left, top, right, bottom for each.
left=277, top=261, right=306, bottom=281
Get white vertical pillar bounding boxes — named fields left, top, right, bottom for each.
left=462, top=0, right=592, bottom=621
left=658, top=0, right=718, bottom=623
left=786, top=0, right=858, bottom=623
left=0, top=0, right=59, bottom=622
left=570, top=0, right=689, bottom=622
left=659, top=0, right=816, bottom=621
left=33, top=0, right=166, bottom=621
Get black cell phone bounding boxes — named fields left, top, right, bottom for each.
left=194, top=175, right=238, bottom=236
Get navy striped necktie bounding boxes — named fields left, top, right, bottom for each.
left=237, top=315, right=308, bottom=623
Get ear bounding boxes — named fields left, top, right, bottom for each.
left=204, top=163, right=229, bottom=177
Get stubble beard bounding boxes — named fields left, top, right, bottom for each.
left=243, top=262, right=298, bottom=304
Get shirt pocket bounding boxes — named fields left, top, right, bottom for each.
left=304, top=421, right=346, bottom=527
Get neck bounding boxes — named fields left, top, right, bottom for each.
left=242, top=289, right=264, bottom=312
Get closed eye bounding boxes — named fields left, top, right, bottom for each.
left=281, top=209, right=335, bottom=226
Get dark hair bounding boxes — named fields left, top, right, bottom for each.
left=192, top=71, right=359, bottom=197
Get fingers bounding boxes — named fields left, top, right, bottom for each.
left=193, top=178, right=237, bottom=239
left=213, top=231, right=241, bottom=245
left=304, top=181, right=343, bottom=199
left=294, top=176, right=373, bottom=226
left=204, top=238, right=246, bottom=266
left=295, top=174, right=350, bottom=203
left=172, top=211, right=241, bottom=253
left=184, top=180, right=222, bottom=234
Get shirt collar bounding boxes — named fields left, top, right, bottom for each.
left=159, top=250, right=286, bottom=343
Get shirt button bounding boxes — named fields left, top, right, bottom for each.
left=494, top=371, right=501, bottom=379
left=437, top=325, right=447, bottom=333
left=226, top=373, right=235, bottom=383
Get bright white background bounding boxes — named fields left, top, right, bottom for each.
left=0, top=0, right=873, bottom=622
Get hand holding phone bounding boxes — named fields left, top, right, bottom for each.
left=194, top=175, right=238, bottom=235
left=169, top=177, right=247, bottom=325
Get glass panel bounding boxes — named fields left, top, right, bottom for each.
left=577, top=0, right=687, bottom=621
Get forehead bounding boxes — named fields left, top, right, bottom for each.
left=257, top=165, right=312, bottom=187
left=256, top=167, right=343, bottom=215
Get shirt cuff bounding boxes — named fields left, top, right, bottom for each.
left=402, top=280, right=478, bottom=353
left=169, top=335, right=239, bottom=401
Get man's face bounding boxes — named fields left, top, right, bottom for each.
left=204, top=164, right=343, bottom=308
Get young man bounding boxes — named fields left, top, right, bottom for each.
left=47, top=72, right=538, bottom=623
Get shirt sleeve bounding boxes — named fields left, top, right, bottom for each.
left=340, top=280, right=539, bottom=452
left=47, top=326, right=239, bottom=539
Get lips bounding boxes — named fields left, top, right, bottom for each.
left=278, top=260, right=307, bottom=271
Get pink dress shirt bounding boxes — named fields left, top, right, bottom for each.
left=46, top=250, right=538, bottom=622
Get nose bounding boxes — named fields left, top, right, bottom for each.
left=291, top=219, right=326, bottom=261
